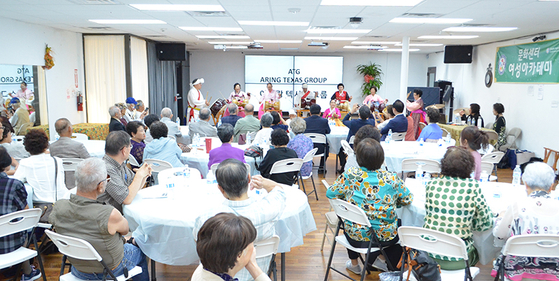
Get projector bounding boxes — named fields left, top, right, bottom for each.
left=213, top=44, right=226, bottom=50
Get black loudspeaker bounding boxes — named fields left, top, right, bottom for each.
left=444, top=45, right=473, bottom=64
left=156, top=43, right=186, bottom=61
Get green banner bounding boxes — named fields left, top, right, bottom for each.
left=495, top=38, right=559, bottom=83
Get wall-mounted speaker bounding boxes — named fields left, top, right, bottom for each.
left=156, top=43, right=186, bottom=61
left=444, top=45, right=473, bottom=64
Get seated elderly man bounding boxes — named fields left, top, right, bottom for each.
left=208, top=124, right=246, bottom=170
left=221, top=103, right=242, bottom=128
left=50, top=158, right=149, bottom=281
left=98, top=131, right=152, bottom=213
left=143, top=121, right=184, bottom=168
left=189, top=108, right=217, bottom=139
left=233, top=104, right=260, bottom=142
left=193, top=159, right=286, bottom=281
left=8, top=98, right=31, bottom=135
left=160, top=107, right=181, bottom=139
left=108, top=105, right=125, bottom=132
left=50, top=118, right=90, bottom=189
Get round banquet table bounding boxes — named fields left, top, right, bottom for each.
left=381, top=140, right=454, bottom=172
left=122, top=179, right=317, bottom=266
left=48, top=139, right=106, bottom=159
left=326, top=125, right=349, bottom=154
left=438, top=123, right=496, bottom=145
left=180, top=143, right=260, bottom=178
left=397, top=178, right=527, bottom=265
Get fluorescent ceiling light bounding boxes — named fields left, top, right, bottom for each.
left=306, top=29, right=371, bottom=34
left=418, top=35, right=478, bottom=39
left=180, top=27, right=243, bottom=32
left=442, top=26, right=517, bottom=32
left=226, top=46, right=248, bottom=49
left=254, top=40, right=302, bottom=43
left=238, top=20, right=309, bottom=26
left=352, top=41, right=399, bottom=45
left=390, top=18, right=472, bottom=24
left=130, top=4, right=224, bottom=11
left=379, top=48, right=420, bottom=52
left=208, top=41, right=253, bottom=45
left=395, top=43, right=443, bottom=46
left=196, top=35, right=251, bottom=39
left=305, top=36, right=358, bottom=41
left=321, top=0, right=423, bottom=6
left=343, top=45, right=387, bottom=49
left=89, top=19, right=166, bottom=24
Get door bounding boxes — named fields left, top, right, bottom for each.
left=427, top=67, right=436, bottom=87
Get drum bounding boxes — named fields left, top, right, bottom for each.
left=337, top=100, right=350, bottom=112
left=232, top=99, right=248, bottom=108
left=300, top=98, right=316, bottom=109
left=210, top=98, right=227, bottom=117
left=264, top=100, right=280, bottom=111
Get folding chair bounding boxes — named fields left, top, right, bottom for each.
left=441, top=128, right=450, bottom=138
left=480, top=161, right=497, bottom=181
left=304, top=133, right=328, bottom=174
left=391, top=132, right=406, bottom=141
left=62, top=158, right=84, bottom=172
left=270, top=158, right=303, bottom=188
left=324, top=199, right=395, bottom=281
left=318, top=181, right=338, bottom=251
left=255, top=235, right=280, bottom=281
left=71, top=133, right=89, bottom=141
left=418, top=122, right=426, bottom=131
left=397, top=226, right=479, bottom=281
left=45, top=230, right=143, bottom=281
left=481, top=151, right=504, bottom=181
left=143, top=159, right=173, bottom=185
left=299, top=148, right=318, bottom=200
left=485, top=130, right=499, bottom=143
left=340, top=140, right=353, bottom=156
left=400, top=158, right=441, bottom=179
left=0, top=208, right=47, bottom=281
left=127, top=154, right=140, bottom=168
left=495, top=234, right=559, bottom=281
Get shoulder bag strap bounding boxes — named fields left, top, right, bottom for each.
left=52, top=156, right=58, bottom=202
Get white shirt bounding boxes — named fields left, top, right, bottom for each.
left=253, top=128, right=273, bottom=148
left=188, top=87, right=205, bottom=108
left=14, top=153, right=67, bottom=203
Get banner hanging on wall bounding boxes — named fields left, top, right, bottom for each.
left=495, top=38, right=559, bottom=83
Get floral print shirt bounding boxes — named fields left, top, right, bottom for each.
left=130, top=139, right=145, bottom=167
left=326, top=167, right=412, bottom=242
left=287, top=134, right=313, bottom=177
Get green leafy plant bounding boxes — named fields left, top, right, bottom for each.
left=356, top=62, right=383, bottom=96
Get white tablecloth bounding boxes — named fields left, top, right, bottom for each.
left=180, top=143, right=260, bottom=178
left=381, top=141, right=451, bottom=172
left=398, top=178, right=527, bottom=265
left=74, top=140, right=106, bottom=158
left=123, top=181, right=317, bottom=265
left=327, top=125, right=349, bottom=153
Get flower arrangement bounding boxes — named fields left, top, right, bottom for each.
left=43, top=45, right=54, bottom=70
left=356, top=62, right=383, bottom=96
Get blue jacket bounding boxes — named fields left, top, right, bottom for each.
left=143, top=137, right=184, bottom=168
left=342, top=113, right=376, bottom=142
left=221, top=115, right=242, bottom=128
left=380, top=114, right=408, bottom=141
left=418, top=123, right=443, bottom=141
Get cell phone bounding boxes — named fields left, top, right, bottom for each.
left=144, top=107, right=149, bottom=112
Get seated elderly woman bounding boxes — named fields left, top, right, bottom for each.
left=253, top=113, right=273, bottom=147
left=327, top=139, right=412, bottom=274
left=491, top=162, right=559, bottom=281
left=423, top=146, right=493, bottom=270
left=208, top=123, right=246, bottom=169
left=0, top=118, right=26, bottom=174
left=343, top=125, right=381, bottom=173
left=143, top=121, right=184, bottom=167
left=126, top=121, right=146, bottom=166
left=417, top=107, right=443, bottom=142
left=257, top=129, right=298, bottom=186
left=286, top=117, right=313, bottom=178
left=192, top=212, right=271, bottom=281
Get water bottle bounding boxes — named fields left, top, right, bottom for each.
left=387, top=129, right=393, bottom=144
left=206, top=171, right=216, bottom=185
left=419, top=138, right=424, bottom=146
left=512, top=165, right=522, bottom=186
left=480, top=170, right=489, bottom=182
left=176, top=117, right=180, bottom=126
left=445, top=134, right=451, bottom=145
left=477, top=122, right=482, bottom=130
left=165, top=182, right=175, bottom=198
left=415, top=165, right=424, bottom=185
left=246, top=133, right=252, bottom=145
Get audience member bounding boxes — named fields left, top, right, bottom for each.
left=257, top=129, right=298, bottom=185
left=423, top=146, right=492, bottom=269
left=0, top=117, right=29, bottom=161
left=417, top=108, right=443, bottom=141
left=405, top=89, right=426, bottom=139
left=338, top=104, right=375, bottom=173
left=252, top=113, right=273, bottom=147
left=221, top=104, right=242, bottom=128
left=108, top=105, right=125, bottom=132
left=304, top=104, right=330, bottom=173
left=143, top=121, right=184, bottom=168
left=50, top=158, right=149, bottom=281
left=98, top=131, right=152, bottom=213
left=460, top=126, right=489, bottom=180
left=193, top=160, right=285, bottom=281
left=233, top=104, right=260, bottom=142
left=344, top=125, right=381, bottom=173
left=134, top=99, right=148, bottom=120
left=8, top=98, right=30, bottom=135
left=124, top=97, right=137, bottom=123
left=380, top=100, right=408, bottom=141
left=160, top=107, right=181, bottom=139
left=143, top=113, right=160, bottom=143
left=461, top=103, right=484, bottom=127
left=327, top=139, right=412, bottom=273
left=287, top=118, right=313, bottom=177
left=269, top=111, right=288, bottom=131
left=404, top=112, right=415, bottom=141
left=189, top=108, right=217, bottom=138
left=492, top=103, right=507, bottom=150
left=116, top=103, right=128, bottom=127
left=208, top=124, right=246, bottom=170
left=323, top=99, right=341, bottom=119
left=285, top=109, right=297, bottom=127
left=126, top=121, right=146, bottom=166
left=377, top=104, right=394, bottom=131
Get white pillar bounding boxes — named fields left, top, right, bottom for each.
left=399, top=36, right=410, bottom=102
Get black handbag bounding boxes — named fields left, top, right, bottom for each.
left=398, top=247, right=441, bottom=281
left=244, top=145, right=263, bottom=158
left=34, top=156, right=58, bottom=223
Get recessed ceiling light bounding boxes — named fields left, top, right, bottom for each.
left=254, top=40, right=302, bottom=43
left=390, top=17, right=472, bottom=24
left=208, top=41, right=253, bottom=45
left=343, top=45, right=387, bottom=49
left=196, top=35, right=251, bottom=39
left=394, top=43, right=443, bottom=46
left=305, top=36, right=358, bottom=41
left=418, top=35, right=478, bottom=39
left=352, top=41, right=400, bottom=45
left=306, top=29, right=371, bottom=34
left=225, top=46, right=248, bottom=49
left=321, top=0, right=423, bottom=6
left=238, top=20, right=309, bottom=26
left=442, top=26, right=517, bottom=32
left=89, top=19, right=166, bottom=24
left=379, top=48, right=420, bottom=52
left=180, top=27, right=243, bottom=32
left=130, top=4, right=224, bottom=11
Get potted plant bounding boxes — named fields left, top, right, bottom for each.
left=356, top=62, right=383, bottom=96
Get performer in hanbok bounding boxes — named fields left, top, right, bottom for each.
left=258, top=83, right=280, bottom=119
left=362, top=86, right=387, bottom=108
left=223, top=83, right=250, bottom=118
left=406, top=89, right=426, bottom=140
left=330, top=83, right=351, bottom=102
left=188, top=78, right=209, bottom=122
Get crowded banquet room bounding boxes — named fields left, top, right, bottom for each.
left=2, top=0, right=559, bottom=280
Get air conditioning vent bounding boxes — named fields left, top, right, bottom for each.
left=187, top=11, right=228, bottom=17
left=401, top=13, right=442, bottom=18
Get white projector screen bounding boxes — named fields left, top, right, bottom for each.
left=245, top=55, right=343, bottom=111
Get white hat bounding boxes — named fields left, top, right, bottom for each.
left=302, top=83, right=308, bottom=88
left=191, top=78, right=204, bottom=86
left=288, top=109, right=296, bottom=115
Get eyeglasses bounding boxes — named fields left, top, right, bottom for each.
left=98, top=174, right=111, bottom=186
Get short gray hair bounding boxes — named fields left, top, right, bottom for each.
left=105, top=131, right=131, bottom=156
left=109, top=106, right=120, bottom=118
left=161, top=107, right=172, bottom=118
left=199, top=108, right=211, bottom=121
left=137, top=100, right=144, bottom=107
left=290, top=117, right=306, bottom=135
left=75, top=158, right=107, bottom=193
left=227, top=103, right=238, bottom=114
left=261, top=113, right=273, bottom=127
left=522, top=162, right=555, bottom=191
left=217, top=123, right=234, bottom=143
left=54, top=118, right=71, bottom=134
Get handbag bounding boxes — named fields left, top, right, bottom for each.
left=244, top=145, right=263, bottom=158
left=34, top=156, right=58, bottom=223
left=397, top=247, right=441, bottom=281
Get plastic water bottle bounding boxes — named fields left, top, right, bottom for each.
left=387, top=129, right=393, bottom=144
left=206, top=171, right=216, bottom=185
left=165, top=182, right=175, bottom=198
left=246, top=133, right=252, bottom=145
left=176, top=117, right=180, bottom=126
left=419, top=138, right=424, bottom=146
left=415, top=165, right=424, bottom=185
left=445, top=134, right=451, bottom=145
left=480, top=170, right=489, bottom=182
left=512, top=165, right=522, bottom=186
left=478, top=122, right=482, bottom=130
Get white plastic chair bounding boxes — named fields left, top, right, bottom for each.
left=45, top=230, right=142, bottom=281
left=481, top=151, right=505, bottom=181
left=71, top=133, right=89, bottom=141
left=400, top=158, right=441, bottom=179
left=255, top=235, right=280, bottom=281
left=299, top=148, right=318, bottom=200
left=61, top=158, right=84, bottom=172
left=269, top=158, right=303, bottom=186
left=0, top=208, right=46, bottom=281
left=348, top=135, right=355, bottom=145
left=324, top=199, right=395, bottom=281
left=397, top=226, right=480, bottom=281
left=340, top=140, right=353, bottom=156
left=496, top=234, right=559, bottom=281
left=499, top=128, right=521, bottom=152
left=158, top=167, right=203, bottom=186
left=480, top=161, right=497, bottom=181
left=441, top=128, right=450, bottom=138
left=127, top=154, right=140, bottom=167
left=320, top=180, right=339, bottom=252
left=143, top=159, right=173, bottom=185
left=392, top=132, right=406, bottom=141
left=12, top=135, right=25, bottom=142
left=304, top=133, right=328, bottom=174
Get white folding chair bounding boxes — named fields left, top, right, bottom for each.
left=127, top=154, right=140, bottom=167
left=255, top=235, right=280, bottom=281
left=45, top=230, right=142, bottom=281
left=71, top=133, right=89, bottom=141
left=397, top=226, right=480, bottom=281
left=495, top=234, right=559, bottom=281
left=158, top=167, right=203, bottom=186
left=499, top=128, right=521, bottom=152
left=348, top=136, right=355, bottom=145
left=480, top=161, right=497, bottom=181
left=418, top=122, right=427, bottom=131
left=304, top=133, right=328, bottom=174
left=61, top=158, right=84, bottom=172
left=340, top=140, right=353, bottom=156
left=485, top=130, right=499, bottom=142
left=481, top=151, right=505, bottom=181
left=324, top=199, right=395, bottom=281
left=269, top=158, right=303, bottom=186
left=210, top=163, right=250, bottom=176
left=0, top=208, right=46, bottom=281
left=392, top=132, right=406, bottom=141
left=441, top=128, right=450, bottom=138
left=12, top=135, right=25, bottom=142
left=320, top=179, right=339, bottom=252
left=299, top=148, right=318, bottom=200
left=400, top=158, right=441, bottom=179
left=143, top=159, right=173, bottom=185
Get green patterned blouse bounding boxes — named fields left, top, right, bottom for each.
left=493, top=116, right=507, bottom=149
left=423, top=176, right=493, bottom=261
